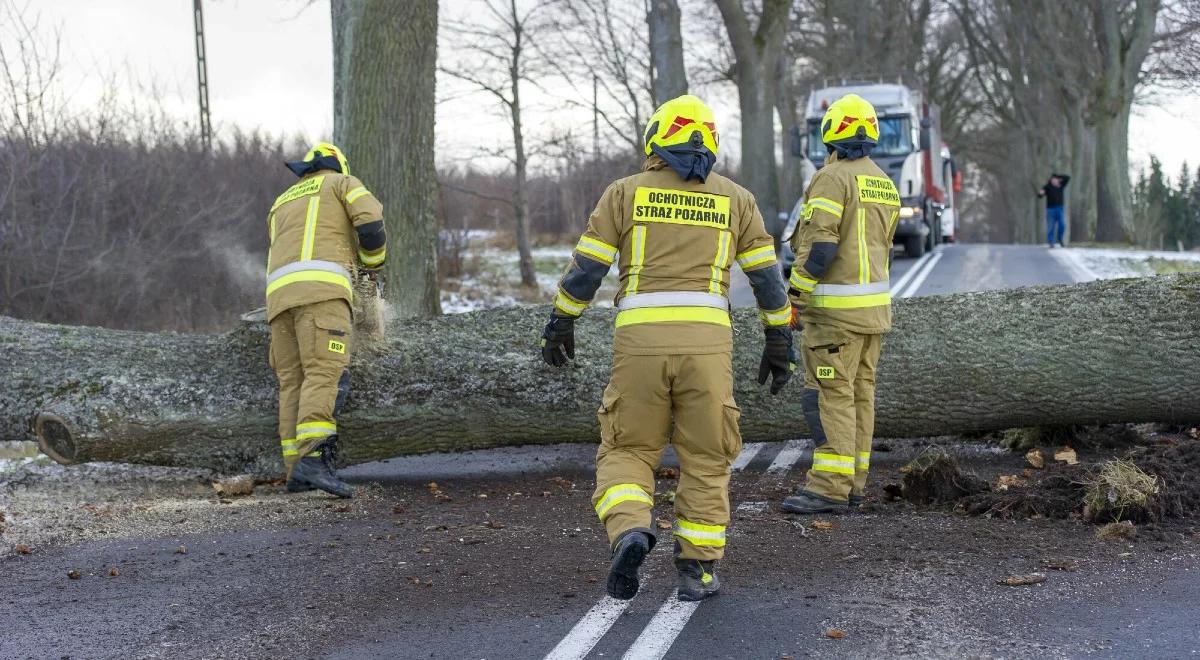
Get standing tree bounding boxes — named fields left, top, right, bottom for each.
left=332, top=0, right=442, bottom=318
left=648, top=0, right=688, bottom=104
left=441, top=0, right=544, bottom=288
left=714, top=0, right=792, bottom=237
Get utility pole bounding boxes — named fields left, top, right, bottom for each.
left=193, top=0, right=212, bottom=150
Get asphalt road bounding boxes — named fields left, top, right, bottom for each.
left=4, top=244, right=1197, bottom=660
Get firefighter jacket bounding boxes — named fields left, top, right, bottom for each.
left=788, top=152, right=900, bottom=335
left=266, top=170, right=386, bottom=321
left=554, top=156, right=789, bottom=355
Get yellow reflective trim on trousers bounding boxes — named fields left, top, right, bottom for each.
left=857, top=451, right=871, bottom=468
left=280, top=438, right=298, bottom=457
left=282, top=449, right=299, bottom=457
left=614, top=306, right=731, bottom=328
left=576, top=235, right=617, bottom=265
left=296, top=421, right=336, bottom=441
left=300, top=196, right=321, bottom=261
left=673, top=518, right=727, bottom=548
left=809, top=292, right=891, bottom=309
left=813, top=452, right=856, bottom=475
left=594, top=484, right=654, bottom=520
left=790, top=269, right=817, bottom=292
left=345, top=186, right=370, bottom=204
left=554, top=290, right=586, bottom=317
left=708, top=230, right=731, bottom=294
left=266, top=270, right=354, bottom=297
left=625, top=226, right=647, bottom=295
left=857, top=208, right=868, bottom=284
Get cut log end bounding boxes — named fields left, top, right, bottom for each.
left=35, top=412, right=78, bottom=465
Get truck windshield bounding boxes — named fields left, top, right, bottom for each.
left=807, top=115, right=913, bottom=160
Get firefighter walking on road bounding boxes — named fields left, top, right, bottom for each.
left=266, top=142, right=387, bottom=498
left=782, top=94, right=899, bottom=514
left=539, top=95, right=795, bottom=602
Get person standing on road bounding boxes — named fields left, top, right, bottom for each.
left=266, top=142, right=387, bottom=498
left=782, top=94, right=899, bottom=515
left=538, top=94, right=795, bottom=602
left=1037, top=173, right=1071, bottom=248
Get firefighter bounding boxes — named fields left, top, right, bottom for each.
left=781, top=94, right=899, bottom=514
left=266, top=142, right=387, bottom=498
left=539, top=95, right=795, bottom=602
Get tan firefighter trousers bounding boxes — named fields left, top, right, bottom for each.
left=269, top=299, right=352, bottom=477
left=592, top=351, right=742, bottom=562
left=798, top=323, right=882, bottom=502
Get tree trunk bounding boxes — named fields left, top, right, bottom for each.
left=714, top=0, right=790, bottom=237
left=775, top=53, right=803, bottom=218
left=510, top=13, right=536, bottom=288
left=647, top=0, right=687, bottom=105
left=1067, top=116, right=1097, bottom=243
left=332, top=0, right=442, bottom=318
left=1093, top=107, right=1133, bottom=243
left=4, top=275, right=1199, bottom=474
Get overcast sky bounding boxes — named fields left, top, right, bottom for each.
left=28, top=0, right=1200, bottom=182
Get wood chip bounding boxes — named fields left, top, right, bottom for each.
left=1025, top=448, right=1045, bottom=469
left=174, top=545, right=188, bottom=554
left=67, top=570, right=82, bottom=580
left=1054, top=447, right=1079, bottom=465
left=996, top=474, right=1027, bottom=490
left=824, top=628, right=845, bottom=639
left=107, top=567, right=120, bottom=577
left=997, top=572, right=1047, bottom=586
left=14, top=544, right=32, bottom=555
left=656, top=517, right=673, bottom=530
left=811, top=520, right=834, bottom=530
left=211, top=475, right=255, bottom=497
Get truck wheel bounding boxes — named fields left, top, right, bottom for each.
left=905, top=234, right=925, bottom=258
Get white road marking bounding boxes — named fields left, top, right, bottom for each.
left=1049, top=247, right=1100, bottom=283
left=897, top=249, right=944, bottom=298
left=619, top=595, right=702, bottom=660
left=888, top=249, right=934, bottom=295
left=543, top=593, right=643, bottom=660
left=730, top=442, right=764, bottom=472
left=766, top=439, right=812, bottom=475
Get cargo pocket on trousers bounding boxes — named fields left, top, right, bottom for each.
left=313, top=317, right=351, bottom=363
left=721, top=400, right=742, bottom=460
left=597, top=390, right=620, bottom=446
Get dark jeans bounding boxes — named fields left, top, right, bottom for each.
left=1046, top=206, right=1065, bottom=246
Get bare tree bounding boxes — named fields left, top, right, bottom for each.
left=333, top=0, right=442, bottom=318
left=441, top=0, right=546, bottom=288
left=648, top=0, right=688, bottom=104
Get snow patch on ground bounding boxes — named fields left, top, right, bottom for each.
left=1052, top=247, right=1200, bottom=282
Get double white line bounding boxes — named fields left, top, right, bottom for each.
left=890, top=247, right=943, bottom=299
left=543, top=441, right=807, bottom=660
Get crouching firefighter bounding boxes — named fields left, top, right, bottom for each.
left=782, top=94, right=898, bottom=514
left=539, top=95, right=795, bottom=602
left=265, top=142, right=387, bottom=498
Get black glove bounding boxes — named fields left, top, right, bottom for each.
left=540, top=314, right=576, bottom=367
left=757, top=327, right=796, bottom=395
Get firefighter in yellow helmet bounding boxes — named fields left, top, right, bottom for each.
left=266, top=142, right=387, bottom=498
left=539, top=94, right=795, bottom=601
left=781, top=94, right=899, bottom=514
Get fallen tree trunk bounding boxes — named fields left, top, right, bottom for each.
left=2, top=274, right=1198, bottom=474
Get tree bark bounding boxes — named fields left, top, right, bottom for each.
left=714, top=0, right=791, bottom=237
left=332, top=0, right=442, bottom=318
left=647, top=0, right=687, bottom=105
left=4, top=275, right=1199, bottom=474
left=511, top=18, right=536, bottom=289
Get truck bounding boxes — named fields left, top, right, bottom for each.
left=782, top=82, right=962, bottom=261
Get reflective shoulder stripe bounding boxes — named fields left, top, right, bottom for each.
left=576, top=235, right=618, bottom=265
left=806, top=197, right=845, bottom=219
left=735, top=244, right=776, bottom=270
left=594, top=484, right=654, bottom=520
left=345, top=186, right=371, bottom=204
left=789, top=269, right=817, bottom=292
left=614, top=306, right=731, bottom=328
left=554, top=290, right=587, bottom=317
left=673, top=518, right=727, bottom=548
left=616, top=291, right=729, bottom=311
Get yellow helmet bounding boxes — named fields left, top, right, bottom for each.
left=820, top=94, right=879, bottom=146
left=302, top=141, right=350, bottom=175
left=643, top=94, right=719, bottom=157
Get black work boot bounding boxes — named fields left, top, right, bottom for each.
left=676, top=558, right=720, bottom=601
left=781, top=490, right=848, bottom=514
left=286, top=437, right=353, bottom=499
left=848, top=493, right=865, bottom=508
left=606, top=529, right=655, bottom=600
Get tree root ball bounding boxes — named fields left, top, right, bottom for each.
left=898, top=448, right=989, bottom=505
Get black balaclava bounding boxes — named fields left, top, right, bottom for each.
left=827, top=140, right=876, bottom=161
left=651, top=132, right=716, bottom=182
left=285, top=154, right=343, bottom=178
